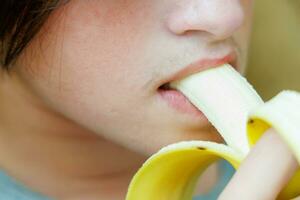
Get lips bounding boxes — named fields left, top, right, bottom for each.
left=158, top=52, right=238, bottom=89
left=157, top=52, right=239, bottom=118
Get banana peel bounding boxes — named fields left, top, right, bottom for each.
left=126, top=65, right=300, bottom=200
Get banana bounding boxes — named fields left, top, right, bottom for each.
left=125, top=64, right=300, bottom=200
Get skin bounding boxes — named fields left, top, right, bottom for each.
left=0, top=0, right=296, bottom=199
left=219, top=129, right=298, bottom=200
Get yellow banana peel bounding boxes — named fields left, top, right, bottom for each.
left=126, top=64, right=300, bottom=200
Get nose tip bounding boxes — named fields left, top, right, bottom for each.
left=166, top=1, right=245, bottom=40
left=207, top=8, right=245, bottom=40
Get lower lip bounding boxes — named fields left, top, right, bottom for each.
left=158, top=89, right=208, bottom=119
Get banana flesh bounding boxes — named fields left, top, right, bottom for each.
left=170, top=65, right=264, bottom=155
left=126, top=64, right=300, bottom=200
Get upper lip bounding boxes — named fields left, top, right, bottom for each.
left=158, top=52, right=238, bottom=89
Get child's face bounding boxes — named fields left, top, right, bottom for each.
left=15, top=0, right=253, bottom=155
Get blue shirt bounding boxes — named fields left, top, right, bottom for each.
left=0, top=160, right=234, bottom=200
left=194, top=160, right=235, bottom=200
left=0, top=171, right=51, bottom=200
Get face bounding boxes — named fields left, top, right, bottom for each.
left=14, top=0, right=253, bottom=155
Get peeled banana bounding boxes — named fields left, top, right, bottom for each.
left=125, top=64, right=300, bottom=200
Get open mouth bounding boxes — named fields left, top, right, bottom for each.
left=158, top=83, right=172, bottom=91
left=157, top=60, right=238, bottom=91
left=157, top=60, right=238, bottom=118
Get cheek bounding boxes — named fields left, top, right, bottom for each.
left=30, top=0, right=150, bottom=70
left=16, top=0, right=157, bottom=124
left=18, top=0, right=155, bottom=96
left=239, top=0, right=254, bottom=39
left=234, top=0, right=253, bottom=67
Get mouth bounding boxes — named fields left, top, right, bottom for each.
left=158, top=53, right=238, bottom=90
left=157, top=53, right=238, bottom=118
left=158, top=83, right=172, bottom=90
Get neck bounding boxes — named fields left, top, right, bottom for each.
left=0, top=70, right=147, bottom=200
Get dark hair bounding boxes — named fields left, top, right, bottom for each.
left=0, top=0, right=62, bottom=70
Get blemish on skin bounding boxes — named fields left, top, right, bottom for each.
left=248, top=119, right=255, bottom=124
left=197, top=147, right=206, bottom=151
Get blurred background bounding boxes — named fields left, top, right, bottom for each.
left=246, top=0, right=300, bottom=100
